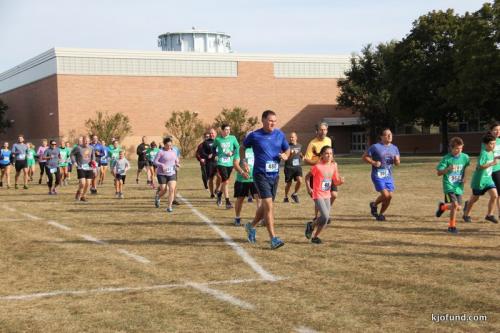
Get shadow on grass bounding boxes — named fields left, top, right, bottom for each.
left=335, top=239, right=500, bottom=251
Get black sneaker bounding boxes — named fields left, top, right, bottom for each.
left=291, top=193, right=299, bottom=203
left=485, top=215, right=499, bottom=224
left=90, top=188, right=97, bottom=195
left=136, top=178, right=139, bottom=184
left=172, top=199, right=180, bottom=205
left=216, top=192, right=222, bottom=206
left=210, top=193, right=215, bottom=199
left=327, top=218, right=331, bottom=225
left=23, top=185, right=28, bottom=190
left=38, top=179, right=42, bottom=184
left=247, top=196, right=253, bottom=203
left=225, top=201, right=233, bottom=209
left=447, top=227, right=458, bottom=234
left=283, top=197, right=289, bottom=203
left=370, top=202, right=378, bottom=217
left=376, top=214, right=386, bottom=222
left=311, top=237, right=322, bottom=244
left=305, top=222, right=313, bottom=239
left=463, top=215, right=472, bottom=223
left=435, top=202, right=445, bottom=217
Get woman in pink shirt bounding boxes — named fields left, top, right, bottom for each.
left=153, top=137, right=180, bottom=212
left=304, top=146, right=344, bottom=244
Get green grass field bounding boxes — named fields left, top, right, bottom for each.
left=0, top=157, right=498, bottom=332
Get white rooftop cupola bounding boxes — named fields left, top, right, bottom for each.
left=158, top=28, right=231, bottom=53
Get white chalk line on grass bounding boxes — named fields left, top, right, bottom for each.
left=295, top=326, right=320, bottom=333
left=187, top=282, right=255, bottom=310
left=1, top=205, right=151, bottom=265
left=0, top=278, right=272, bottom=302
left=177, top=194, right=278, bottom=282
left=47, top=220, right=72, bottom=231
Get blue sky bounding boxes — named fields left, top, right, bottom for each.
left=0, top=0, right=490, bottom=72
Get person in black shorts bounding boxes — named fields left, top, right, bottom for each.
left=136, top=136, right=150, bottom=185
left=283, top=132, right=303, bottom=203
left=70, top=136, right=96, bottom=202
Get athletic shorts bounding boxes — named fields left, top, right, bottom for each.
left=138, top=160, right=148, bottom=171
left=234, top=181, right=258, bottom=198
left=100, top=162, right=108, bottom=167
left=115, top=174, right=126, bottom=182
left=27, top=160, right=35, bottom=167
left=157, top=174, right=177, bottom=184
left=472, top=185, right=496, bottom=196
left=217, top=165, right=233, bottom=182
left=253, top=173, right=278, bottom=200
left=371, top=176, right=395, bottom=192
left=492, top=170, right=500, bottom=191
left=309, top=175, right=338, bottom=192
left=445, top=192, right=462, bottom=205
left=68, top=163, right=73, bottom=172
left=284, top=166, right=303, bottom=183
left=147, top=160, right=155, bottom=167
left=205, top=160, right=217, bottom=178
left=0, top=164, right=9, bottom=170
left=15, top=160, right=27, bottom=172
left=77, top=169, right=94, bottom=180
left=39, top=161, right=46, bottom=168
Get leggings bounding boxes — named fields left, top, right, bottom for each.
left=314, top=198, right=331, bottom=226
left=45, top=166, right=61, bottom=188
left=39, top=162, right=46, bottom=176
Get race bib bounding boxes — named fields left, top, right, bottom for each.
left=448, top=174, right=462, bottom=183
left=265, top=161, right=279, bottom=173
left=50, top=168, right=57, bottom=174
left=100, top=156, right=107, bottom=163
left=82, top=163, right=90, bottom=170
left=18, top=153, right=26, bottom=160
left=166, top=165, right=176, bottom=173
left=220, top=156, right=231, bottom=164
left=116, top=168, right=124, bottom=175
left=377, top=168, right=389, bottom=179
left=3, top=156, right=9, bottom=162
left=292, top=159, right=300, bottom=166
left=321, top=179, right=332, bottom=191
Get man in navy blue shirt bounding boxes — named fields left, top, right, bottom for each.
left=240, top=110, right=290, bottom=249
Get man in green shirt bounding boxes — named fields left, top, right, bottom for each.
left=435, top=137, right=470, bottom=233
left=463, top=133, right=499, bottom=224
left=232, top=147, right=260, bottom=226
left=212, top=124, right=240, bottom=209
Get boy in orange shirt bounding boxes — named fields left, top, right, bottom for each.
left=304, top=146, right=344, bottom=244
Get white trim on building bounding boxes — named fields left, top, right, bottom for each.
left=0, top=48, right=351, bottom=93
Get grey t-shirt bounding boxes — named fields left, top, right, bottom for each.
left=114, top=158, right=130, bottom=175
left=12, top=143, right=28, bottom=161
left=70, top=145, right=95, bottom=170
left=285, top=143, right=302, bottom=168
left=44, top=147, right=60, bottom=169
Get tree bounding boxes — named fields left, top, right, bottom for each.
left=390, top=9, right=462, bottom=153
left=0, top=99, right=10, bottom=134
left=164, top=110, right=206, bottom=157
left=212, top=107, right=258, bottom=142
left=85, top=111, right=132, bottom=144
left=337, top=42, right=397, bottom=143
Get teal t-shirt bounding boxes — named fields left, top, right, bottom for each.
left=109, top=146, right=121, bottom=167
left=236, top=148, right=254, bottom=183
left=214, top=135, right=240, bottom=167
left=493, top=138, right=500, bottom=173
left=58, top=147, right=71, bottom=167
left=436, top=152, right=470, bottom=195
left=471, top=150, right=495, bottom=190
left=146, top=147, right=160, bottom=162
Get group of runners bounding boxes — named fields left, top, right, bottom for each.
left=1, top=111, right=499, bottom=248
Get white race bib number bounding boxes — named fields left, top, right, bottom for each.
left=321, top=179, right=332, bottom=191
left=377, top=168, right=388, bottom=178
left=292, top=159, right=300, bottom=166
left=82, top=163, right=90, bottom=170
left=117, top=168, right=124, bottom=175
left=100, top=156, right=107, bottom=163
left=221, top=156, right=231, bottom=164
left=18, top=153, right=26, bottom=160
left=3, top=156, right=8, bottom=162
left=448, top=174, right=462, bottom=183
left=50, top=168, right=57, bottom=174
left=166, top=165, right=175, bottom=173
left=265, top=161, right=279, bottom=173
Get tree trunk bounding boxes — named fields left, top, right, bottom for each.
left=440, top=116, right=449, bottom=154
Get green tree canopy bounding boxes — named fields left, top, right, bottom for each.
left=85, top=111, right=132, bottom=144
left=165, top=110, right=206, bottom=157
left=212, top=107, right=258, bottom=143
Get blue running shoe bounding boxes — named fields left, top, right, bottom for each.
left=166, top=207, right=173, bottom=213
left=234, top=217, right=241, bottom=226
left=245, top=223, right=256, bottom=243
left=270, top=236, right=284, bottom=249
